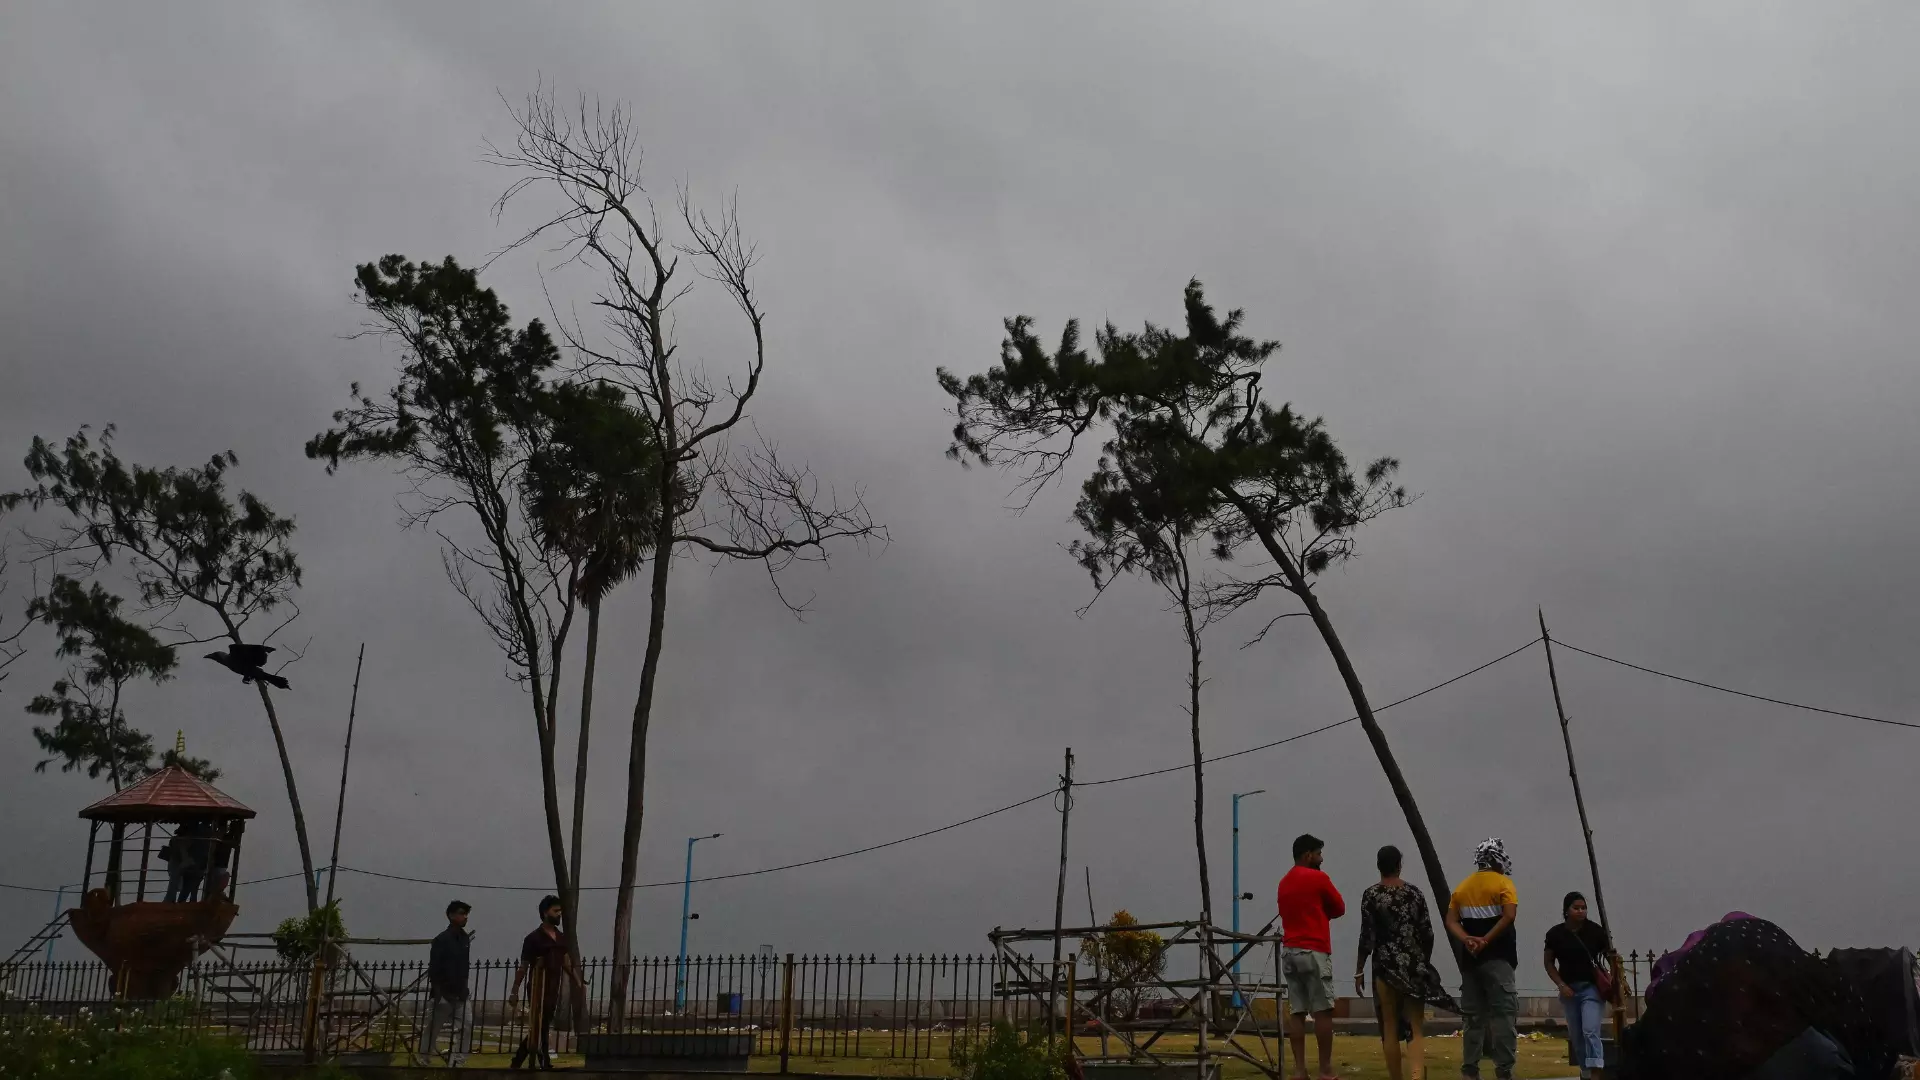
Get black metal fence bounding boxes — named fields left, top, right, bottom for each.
left=0, top=951, right=1039, bottom=1064
left=0, top=946, right=1679, bottom=1064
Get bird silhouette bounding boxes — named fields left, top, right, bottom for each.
left=205, top=644, right=290, bottom=690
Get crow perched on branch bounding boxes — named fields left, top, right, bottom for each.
left=205, top=644, right=290, bottom=690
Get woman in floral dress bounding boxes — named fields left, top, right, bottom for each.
left=1356, top=845, right=1458, bottom=1080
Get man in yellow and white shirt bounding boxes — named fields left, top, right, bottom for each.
left=1447, top=838, right=1519, bottom=1080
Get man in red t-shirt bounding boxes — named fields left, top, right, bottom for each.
left=1276, top=833, right=1345, bottom=1080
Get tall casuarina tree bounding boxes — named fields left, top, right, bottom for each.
left=937, top=282, right=1448, bottom=940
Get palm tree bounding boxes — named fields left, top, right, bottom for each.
left=526, top=383, right=665, bottom=937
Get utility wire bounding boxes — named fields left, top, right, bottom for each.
left=10, top=636, right=1907, bottom=901
left=0, top=636, right=1547, bottom=898
left=1556, top=640, right=1920, bottom=731
left=1080, top=635, right=1544, bottom=786
left=334, top=789, right=1060, bottom=893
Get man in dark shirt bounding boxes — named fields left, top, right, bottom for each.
left=422, top=900, right=472, bottom=1068
left=511, top=894, right=583, bottom=1070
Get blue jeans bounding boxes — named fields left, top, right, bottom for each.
left=1562, top=981, right=1604, bottom=1071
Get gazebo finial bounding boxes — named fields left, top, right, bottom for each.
left=175, top=730, right=185, bottom=754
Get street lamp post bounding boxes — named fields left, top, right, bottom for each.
left=1230, top=789, right=1265, bottom=1007
left=677, top=832, right=723, bottom=1011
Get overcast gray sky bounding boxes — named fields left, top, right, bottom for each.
left=5, top=4, right=1920, bottom=983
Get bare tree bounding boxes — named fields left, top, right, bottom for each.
left=487, top=84, right=884, bottom=1024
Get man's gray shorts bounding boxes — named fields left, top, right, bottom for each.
left=1282, top=947, right=1336, bottom=1015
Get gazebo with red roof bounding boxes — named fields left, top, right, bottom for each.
left=67, top=765, right=257, bottom=998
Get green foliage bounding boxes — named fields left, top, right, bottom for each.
left=305, top=255, right=576, bottom=678
left=155, top=747, right=221, bottom=782
left=937, top=281, right=1409, bottom=590
left=305, top=254, right=560, bottom=478
left=953, top=1022, right=1066, bottom=1080
left=5, top=426, right=301, bottom=629
left=28, top=576, right=178, bottom=686
left=22, top=574, right=187, bottom=787
left=24, top=682, right=156, bottom=782
left=272, top=899, right=346, bottom=962
left=0, top=1006, right=254, bottom=1079
left=524, top=381, right=667, bottom=604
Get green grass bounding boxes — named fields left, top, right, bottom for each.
left=359, top=1029, right=1583, bottom=1078
left=739, top=1032, right=1578, bottom=1080
left=0, top=1008, right=258, bottom=1079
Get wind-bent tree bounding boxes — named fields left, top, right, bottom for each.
left=1070, top=453, right=1220, bottom=921
left=5, top=428, right=316, bottom=908
left=937, top=282, right=1450, bottom=938
left=488, top=85, right=883, bottom=1023
left=307, top=255, right=591, bottom=947
left=525, top=381, right=665, bottom=933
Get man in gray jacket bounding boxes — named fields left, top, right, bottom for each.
left=422, top=900, right=473, bottom=1067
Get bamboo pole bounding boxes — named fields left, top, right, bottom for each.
left=1065, top=953, right=1078, bottom=1060
left=323, top=644, right=366, bottom=911
left=1086, top=868, right=1108, bottom=1059
left=307, top=643, right=364, bottom=1064
left=1539, top=610, right=1628, bottom=1042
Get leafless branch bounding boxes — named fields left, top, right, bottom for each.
left=0, top=554, right=28, bottom=689
left=270, top=636, right=312, bottom=676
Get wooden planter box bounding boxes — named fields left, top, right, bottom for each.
left=577, top=1032, right=755, bottom=1072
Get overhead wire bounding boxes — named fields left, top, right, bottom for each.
left=1080, top=635, right=1544, bottom=786
left=333, top=789, right=1061, bottom=893
left=1555, top=639, right=1920, bottom=731
left=16, top=632, right=1895, bottom=900
left=234, top=636, right=1545, bottom=894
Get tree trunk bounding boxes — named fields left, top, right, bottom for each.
left=609, top=527, right=672, bottom=1030
left=253, top=681, right=319, bottom=912
left=526, top=572, right=580, bottom=977
left=1232, top=501, right=1455, bottom=970
left=105, top=681, right=126, bottom=791
left=563, top=599, right=603, bottom=1029
left=533, top=672, right=574, bottom=950
left=566, top=595, right=601, bottom=1013
left=104, top=685, right=126, bottom=900
left=569, top=597, right=601, bottom=915
left=1178, top=562, right=1211, bottom=923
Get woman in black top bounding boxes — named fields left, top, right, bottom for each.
left=1543, top=892, right=1612, bottom=1080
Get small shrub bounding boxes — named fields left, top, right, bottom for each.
left=272, top=899, right=346, bottom=962
left=956, top=1022, right=1066, bottom=1080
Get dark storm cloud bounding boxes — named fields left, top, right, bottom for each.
left=4, top=2, right=1920, bottom=976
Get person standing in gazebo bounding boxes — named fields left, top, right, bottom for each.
left=160, top=831, right=193, bottom=903
left=177, top=819, right=216, bottom=901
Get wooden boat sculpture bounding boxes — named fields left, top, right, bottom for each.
left=64, top=767, right=256, bottom=999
